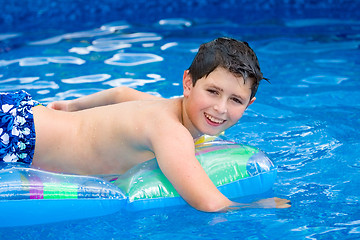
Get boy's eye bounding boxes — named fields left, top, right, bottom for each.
left=231, top=97, right=243, bottom=104
left=207, top=89, right=219, bottom=95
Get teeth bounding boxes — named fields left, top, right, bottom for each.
left=205, top=113, right=225, bottom=124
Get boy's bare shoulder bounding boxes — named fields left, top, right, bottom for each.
left=134, top=98, right=183, bottom=122
left=146, top=98, right=194, bottom=148
left=110, top=97, right=187, bottom=143
left=132, top=97, right=190, bottom=141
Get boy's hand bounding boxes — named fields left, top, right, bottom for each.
left=252, top=197, right=291, bottom=209
left=226, top=197, right=291, bottom=211
left=47, top=100, right=73, bottom=111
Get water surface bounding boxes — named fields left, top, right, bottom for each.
left=0, top=18, right=359, bottom=239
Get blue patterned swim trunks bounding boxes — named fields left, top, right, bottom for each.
left=0, top=90, right=41, bottom=164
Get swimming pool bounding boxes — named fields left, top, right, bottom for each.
left=1, top=0, right=360, bottom=239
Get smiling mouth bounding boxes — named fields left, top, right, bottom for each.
left=204, top=113, right=226, bottom=125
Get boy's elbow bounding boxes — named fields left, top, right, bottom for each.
left=114, top=86, right=128, bottom=95
left=114, top=86, right=130, bottom=102
left=192, top=199, right=230, bottom=213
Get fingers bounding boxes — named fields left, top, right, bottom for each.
left=274, top=197, right=291, bottom=208
left=253, top=197, right=291, bottom=209
left=273, top=197, right=290, bottom=203
left=46, top=101, right=68, bottom=111
left=227, top=197, right=291, bottom=210
left=276, top=203, right=292, bottom=209
left=46, top=102, right=57, bottom=109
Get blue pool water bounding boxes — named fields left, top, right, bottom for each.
left=1, top=4, right=360, bottom=240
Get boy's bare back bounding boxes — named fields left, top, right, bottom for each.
left=32, top=98, right=186, bottom=175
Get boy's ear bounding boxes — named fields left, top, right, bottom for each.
left=183, top=70, right=193, bottom=97
left=247, top=97, right=256, bottom=108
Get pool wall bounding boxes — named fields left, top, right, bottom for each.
left=1, top=0, right=359, bottom=32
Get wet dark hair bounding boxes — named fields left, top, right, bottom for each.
left=188, top=37, right=267, bottom=99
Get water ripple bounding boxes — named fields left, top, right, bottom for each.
left=285, top=18, right=360, bottom=27
left=300, top=75, right=349, bottom=85
left=274, top=91, right=360, bottom=108
left=335, top=220, right=360, bottom=226
left=29, top=22, right=130, bottom=45
left=40, top=88, right=105, bottom=103
left=160, top=42, right=178, bottom=50
left=258, top=40, right=360, bottom=54
left=62, top=74, right=111, bottom=84
left=158, top=18, right=192, bottom=28
left=0, top=33, right=21, bottom=41
left=0, top=56, right=85, bottom=67
left=105, top=53, right=163, bottom=66
left=93, top=33, right=162, bottom=45
left=69, top=43, right=131, bottom=55
left=0, top=77, right=39, bottom=84
left=0, top=77, right=58, bottom=91
left=104, top=74, right=165, bottom=88
left=65, top=32, right=162, bottom=56
left=246, top=103, right=295, bottom=119
left=69, top=32, right=162, bottom=55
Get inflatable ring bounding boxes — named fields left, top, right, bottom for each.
left=0, top=140, right=277, bottom=227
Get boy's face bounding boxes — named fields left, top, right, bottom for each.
left=183, top=67, right=255, bottom=138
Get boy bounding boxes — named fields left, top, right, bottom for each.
left=0, top=38, right=290, bottom=211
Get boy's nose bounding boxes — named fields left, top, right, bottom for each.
left=213, top=101, right=227, bottom=114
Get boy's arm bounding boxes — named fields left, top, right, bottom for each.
left=153, top=129, right=231, bottom=212
left=47, top=86, right=162, bottom=111
left=152, top=124, right=290, bottom=212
